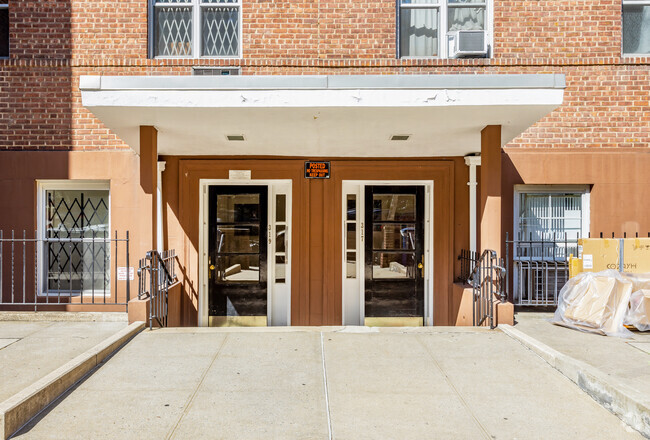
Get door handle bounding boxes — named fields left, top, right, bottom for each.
left=418, top=256, right=424, bottom=277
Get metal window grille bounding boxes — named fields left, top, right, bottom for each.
left=45, top=190, right=110, bottom=294
left=153, top=0, right=241, bottom=58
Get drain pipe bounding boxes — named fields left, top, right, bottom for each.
left=157, top=161, right=166, bottom=253
left=464, top=155, right=481, bottom=253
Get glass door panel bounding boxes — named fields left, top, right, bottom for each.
left=365, top=186, right=425, bottom=326
left=209, top=186, right=268, bottom=326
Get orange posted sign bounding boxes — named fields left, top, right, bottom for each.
left=304, top=161, right=330, bottom=179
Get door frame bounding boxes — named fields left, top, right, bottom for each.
left=199, top=179, right=292, bottom=327
left=341, top=180, right=434, bottom=326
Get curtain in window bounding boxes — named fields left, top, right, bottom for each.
left=623, top=5, right=650, bottom=54
left=400, top=8, right=439, bottom=57
left=448, top=4, right=485, bottom=31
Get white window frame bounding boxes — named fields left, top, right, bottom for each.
left=622, top=0, right=650, bottom=56
left=36, top=180, right=111, bottom=297
left=152, top=0, right=243, bottom=59
left=341, top=180, right=435, bottom=327
left=0, top=3, right=8, bottom=59
left=397, top=0, right=492, bottom=59
left=513, top=185, right=590, bottom=261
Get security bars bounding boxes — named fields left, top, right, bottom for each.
left=153, top=0, right=241, bottom=58
left=0, top=230, right=130, bottom=310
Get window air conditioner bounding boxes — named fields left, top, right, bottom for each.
left=447, top=30, right=488, bottom=58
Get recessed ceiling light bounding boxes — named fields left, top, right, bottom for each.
left=390, top=135, right=410, bottom=141
left=226, top=135, right=245, bottom=141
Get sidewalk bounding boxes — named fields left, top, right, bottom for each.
left=0, top=320, right=128, bottom=403
left=513, top=312, right=650, bottom=402
left=12, top=327, right=642, bottom=439
left=506, top=312, right=650, bottom=438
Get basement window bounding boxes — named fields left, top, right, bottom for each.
left=152, top=0, right=241, bottom=58
left=623, top=0, right=650, bottom=55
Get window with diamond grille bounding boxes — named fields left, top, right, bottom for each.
left=45, top=189, right=110, bottom=293
left=153, top=0, right=241, bottom=58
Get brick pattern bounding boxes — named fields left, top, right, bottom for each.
left=0, top=0, right=649, bottom=150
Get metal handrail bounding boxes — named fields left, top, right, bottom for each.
left=465, top=248, right=506, bottom=329
left=138, top=249, right=177, bottom=329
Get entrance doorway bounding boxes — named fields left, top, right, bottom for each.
left=200, top=180, right=292, bottom=327
left=342, top=181, right=433, bottom=326
left=208, top=186, right=268, bottom=326
left=364, top=186, right=425, bottom=326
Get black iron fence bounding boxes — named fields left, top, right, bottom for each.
left=466, top=249, right=506, bottom=329
left=458, top=249, right=479, bottom=283
left=506, top=231, right=650, bottom=306
left=138, top=249, right=177, bottom=329
left=0, top=230, right=130, bottom=310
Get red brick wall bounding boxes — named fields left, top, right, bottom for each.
left=0, top=0, right=649, bottom=150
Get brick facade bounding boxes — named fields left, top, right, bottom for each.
left=0, top=0, right=648, bottom=150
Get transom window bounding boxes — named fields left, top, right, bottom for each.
left=152, top=0, right=241, bottom=58
left=623, top=0, right=650, bottom=54
left=0, top=3, right=8, bottom=58
left=398, top=0, right=487, bottom=58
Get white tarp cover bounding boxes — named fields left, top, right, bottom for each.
left=552, top=270, right=633, bottom=337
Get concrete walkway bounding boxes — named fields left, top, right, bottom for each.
left=12, top=327, right=641, bottom=439
left=0, top=321, right=128, bottom=403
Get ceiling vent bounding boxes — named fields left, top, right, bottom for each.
left=226, top=135, right=245, bottom=141
left=390, top=135, right=410, bottom=141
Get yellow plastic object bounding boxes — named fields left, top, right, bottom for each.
left=568, top=254, right=583, bottom=279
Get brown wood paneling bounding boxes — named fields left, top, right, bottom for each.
left=168, top=157, right=460, bottom=326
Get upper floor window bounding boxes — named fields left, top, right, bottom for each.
left=0, top=3, right=8, bottom=58
left=398, top=0, right=488, bottom=58
left=623, top=1, right=650, bottom=54
left=152, top=0, right=241, bottom=58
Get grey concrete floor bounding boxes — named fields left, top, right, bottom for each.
left=514, top=312, right=650, bottom=402
left=12, top=327, right=642, bottom=439
left=0, top=321, right=128, bottom=403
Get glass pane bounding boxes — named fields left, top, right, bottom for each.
left=216, top=255, right=259, bottom=282
left=347, top=195, right=356, bottom=221
left=275, top=194, right=286, bottom=222
left=275, top=256, right=286, bottom=283
left=202, top=0, right=238, bottom=3
left=346, top=252, right=356, bottom=279
left=0, top=8, right=8, bottom=58
left=47, top=241, right=109, bottom=293
left=623, top=5, right=650, bottom=54
left=400, top=8, right=439, bottom=57
left=155, top=7, right=192, bottom=56
left=372, top=194, right=416, bottom=221
left=447, top=0, right=484, bottom=3
left=275, top=225, right=286, bottom=253
left=372, top=224, right=416, bottom=250
left=46, top=190, right=109, bottom=239
left=216, top=194, right=260, bottom=223
left=202, top=6, right=239, bottom=57
left=156, top=0, right=191, bottom=3
left=216, top=225, right=259, bottom=253
left=372, top=253, right=415, bottom=279
left=346, top=223, right=356, bottom=250
left=448, top=6, right=485, bottom=31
